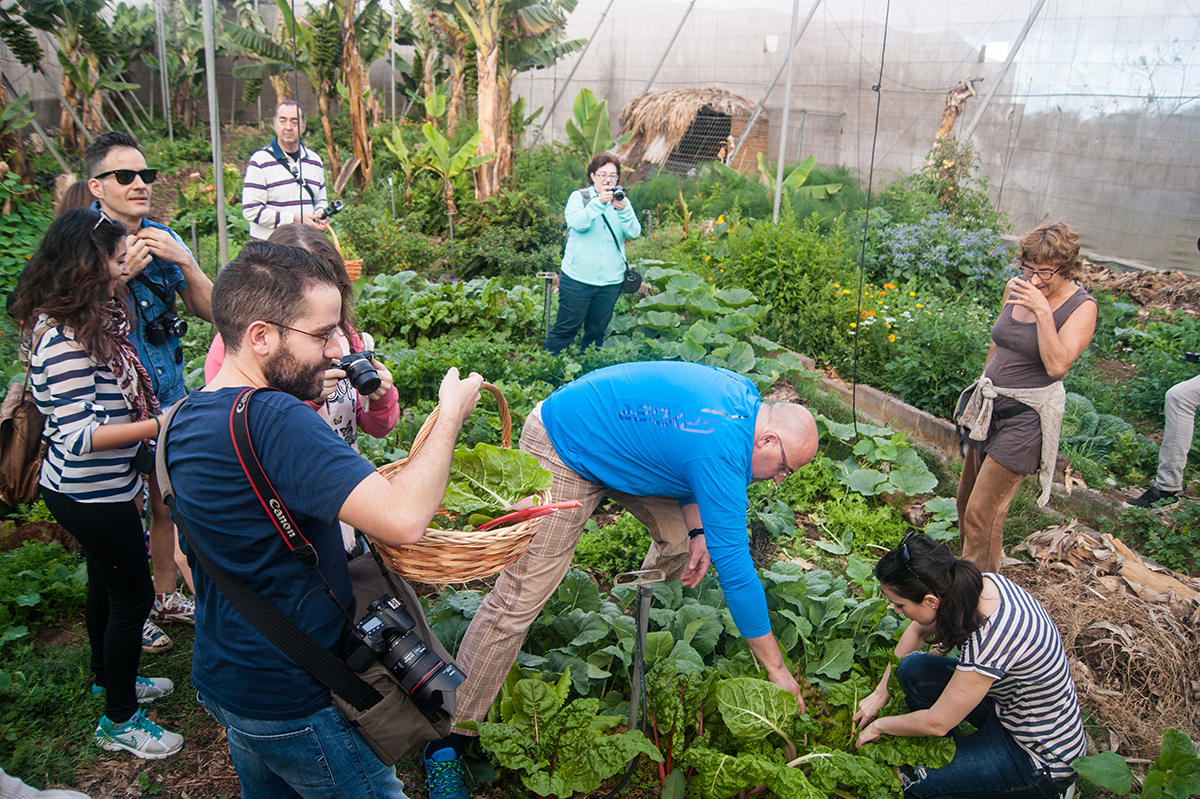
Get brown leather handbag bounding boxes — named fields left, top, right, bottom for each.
left=0, top=370, right=45, bottom=506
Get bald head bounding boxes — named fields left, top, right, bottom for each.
left=752, top=402, right=819, bottom=484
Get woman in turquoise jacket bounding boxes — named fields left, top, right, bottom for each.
left=544, top=153, right=641, bottom=354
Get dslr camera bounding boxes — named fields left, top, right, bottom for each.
left=343, top=596, right=464, bottom=722
left=338, top=349, right=381, bottom=395
left=317, top=200, right=345, bottom=221
left=611, top=186, right=626, bottom=202
left=145, top=311, right=188, bottom=346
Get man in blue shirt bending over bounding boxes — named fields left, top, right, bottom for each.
left=424, top=361, right=819, bottom=798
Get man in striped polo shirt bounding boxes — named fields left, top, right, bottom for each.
left=242, top=101, right=330, bottom=239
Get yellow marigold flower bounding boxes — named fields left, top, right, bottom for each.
left=908, top=291, right=916, bottom=297
left=916, top=303, right=923, bottom=309
left=889, top=334, right=896, bottom=343
left=717, top=215, right=725, bottom=223
left=850, top=323, right=857, bottom=328
left=842, top=289, right=851, bottom=295
left=884, top=283, right=895, bottom=289
left=833, top=283, right=840, bottom=288
left=705, top=255, right=711, bottom=261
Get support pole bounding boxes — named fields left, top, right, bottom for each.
left=155, top=0, right=173, bottom=141
left=530, top=0, right=616, bottom=149
left=390, top=0, right=396, bottom=122
left=772, top=0, right=801, bottom=224
left=962, top=0, right=1047, bottom=140
left=201, top=0, right=228, bottom=267
left=641, top=0, right=696, bottom=94
left=1, top=72, right=71, bottom=173
left=33, top=68, right=94, bottom=145
left=727, top=0, right=821, bottom=167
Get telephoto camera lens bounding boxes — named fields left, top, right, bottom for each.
left=338, top=350, right=381, bottom=395
left=345, top=597, right=465, bottom=723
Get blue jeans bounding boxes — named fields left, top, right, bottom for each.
left=897, top=654, right=1074, bottom=799
left=198, top=693, right=409, bottom=799
left=543, top=273, right=623, bottom=354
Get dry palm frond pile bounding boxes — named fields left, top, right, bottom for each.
left=1010, top=522, right=1200, bottom=757
left=1077, top=260, right=1200, bottom=315
left=615, top=87, right=765, bottom=177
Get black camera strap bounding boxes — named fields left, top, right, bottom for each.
left=155, top=395, right=383, bottom=712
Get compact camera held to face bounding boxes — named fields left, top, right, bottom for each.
left=338, top=349, right=381, bottom=395
left=342, top=596, right=465, bottom=723
left=144, top=312, right=188, bottom=346
left=610, top=186, right=626, bottom=202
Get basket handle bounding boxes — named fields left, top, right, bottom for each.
left=409, top=381, right=512, bottom=457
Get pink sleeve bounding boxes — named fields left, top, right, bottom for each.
left=203, top=333, right=225, bottom=382
left=356, top=387, right=399, bottom=438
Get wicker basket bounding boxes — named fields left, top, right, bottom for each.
left=343, top=258, right=363, bottom=281
left=371, top=382, right=549, bottom=584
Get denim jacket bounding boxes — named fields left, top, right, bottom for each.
left=122, top=215, right=192, bottom=404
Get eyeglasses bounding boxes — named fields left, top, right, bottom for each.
left=1015, top=260, right=1064, bottom=281
left=267, top=321, right=336, bottom=347
left=594, top=171, right=619, bottom=179
left=93, top=168, right=158, bottom=185
left=775, top=436, right=793, bottom=479
left=93, top=210, right=117, bottom=230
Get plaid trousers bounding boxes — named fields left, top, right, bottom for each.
left=451, top=410, right=691, bottom=731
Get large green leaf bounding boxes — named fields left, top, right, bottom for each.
left=715, top=677, right=798, bottom=752
left=440, top=443, right=553, bottom=519
left=811, top=638, right=855, bottom=679
left=886, top=464, right=939, bottom=496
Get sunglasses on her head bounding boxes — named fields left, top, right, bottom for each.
left=93, top=211, right=118, bottom=230
left=93, top=168, right=158, bottom=185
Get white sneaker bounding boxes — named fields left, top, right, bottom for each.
left=94, top=708, right=184, bottom=759
left=141, top=620, right=173, bottom=654
left=150, top=591, right=195, bottom=625
left=90, top=676, right=174, bottom=704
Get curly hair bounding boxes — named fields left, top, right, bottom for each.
left=875, top=533, right=984, bottom=651
left=1017, top=221, right=1082, bottom=280
left=9, top=209, right=128, bottom=362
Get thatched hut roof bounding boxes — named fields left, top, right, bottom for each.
left=615, top=87, right=765, bottom=177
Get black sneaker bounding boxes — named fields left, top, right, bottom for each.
left=1122, top=485, right=1178, bottom=509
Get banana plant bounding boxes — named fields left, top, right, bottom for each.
left=562, top=87, right=631, bottom=163
left=418, top=90, right=494, bottom=239
left=713, top=153, right=843, bottom=200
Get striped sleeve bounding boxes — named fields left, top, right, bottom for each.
left=957, top=574, right=1088, bottom=780
left=30, top=326, right=140, bottom=502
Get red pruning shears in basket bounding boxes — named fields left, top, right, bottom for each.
left=474, top=501, right=584, bottom=532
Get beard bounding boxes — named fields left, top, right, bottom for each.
left=262, top=345, right=327, bottom=401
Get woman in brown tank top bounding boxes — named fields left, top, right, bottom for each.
left=956, top=222, right=1097, bottom=573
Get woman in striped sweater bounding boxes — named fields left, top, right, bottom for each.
left=852, top=533, right=1085, bottom=798
left=9, top=210, right=183, bottom=759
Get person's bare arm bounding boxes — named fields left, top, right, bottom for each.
left=744, top=631, right=806, bottom=713
left=852, top=618, right=936, bottom=729
left=1006, top=279, right=1097, bottom=379
left=856, top=669, right=994, bottom=745
left=90, top=414, right=166, bottom=451
left=338, top=369, right=483, bottom=544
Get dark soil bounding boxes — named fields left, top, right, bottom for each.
left=0, top=519, right=78, bottom=554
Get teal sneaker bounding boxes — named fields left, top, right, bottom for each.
left=91, top=676, right=175, bottom=704
left=424, top=745, right=469, bottom=799
left=94, top=708, right=183, bottom=759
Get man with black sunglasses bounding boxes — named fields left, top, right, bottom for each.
left=86, top=131, right=214, bottom=653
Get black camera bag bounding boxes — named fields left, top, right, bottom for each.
left=155, top=391, right=453, bottom=765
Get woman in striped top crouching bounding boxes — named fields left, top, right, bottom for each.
left=852, top=533, right=1086, bottom=798
left=9, top=209, right=183, bottom=759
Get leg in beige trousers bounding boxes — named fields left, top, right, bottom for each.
left=957, top=446, right=1027, bottom=574
left=451, top=413, right=690, bottom=732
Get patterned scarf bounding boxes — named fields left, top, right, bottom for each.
left=104, top=299, right=161, bottom=422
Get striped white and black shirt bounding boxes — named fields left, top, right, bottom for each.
left=241, top=141, right=327, bottom=239
left=29, top=321, right=141, bottom=503
left=958, top=573, right=1087, bottom=780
